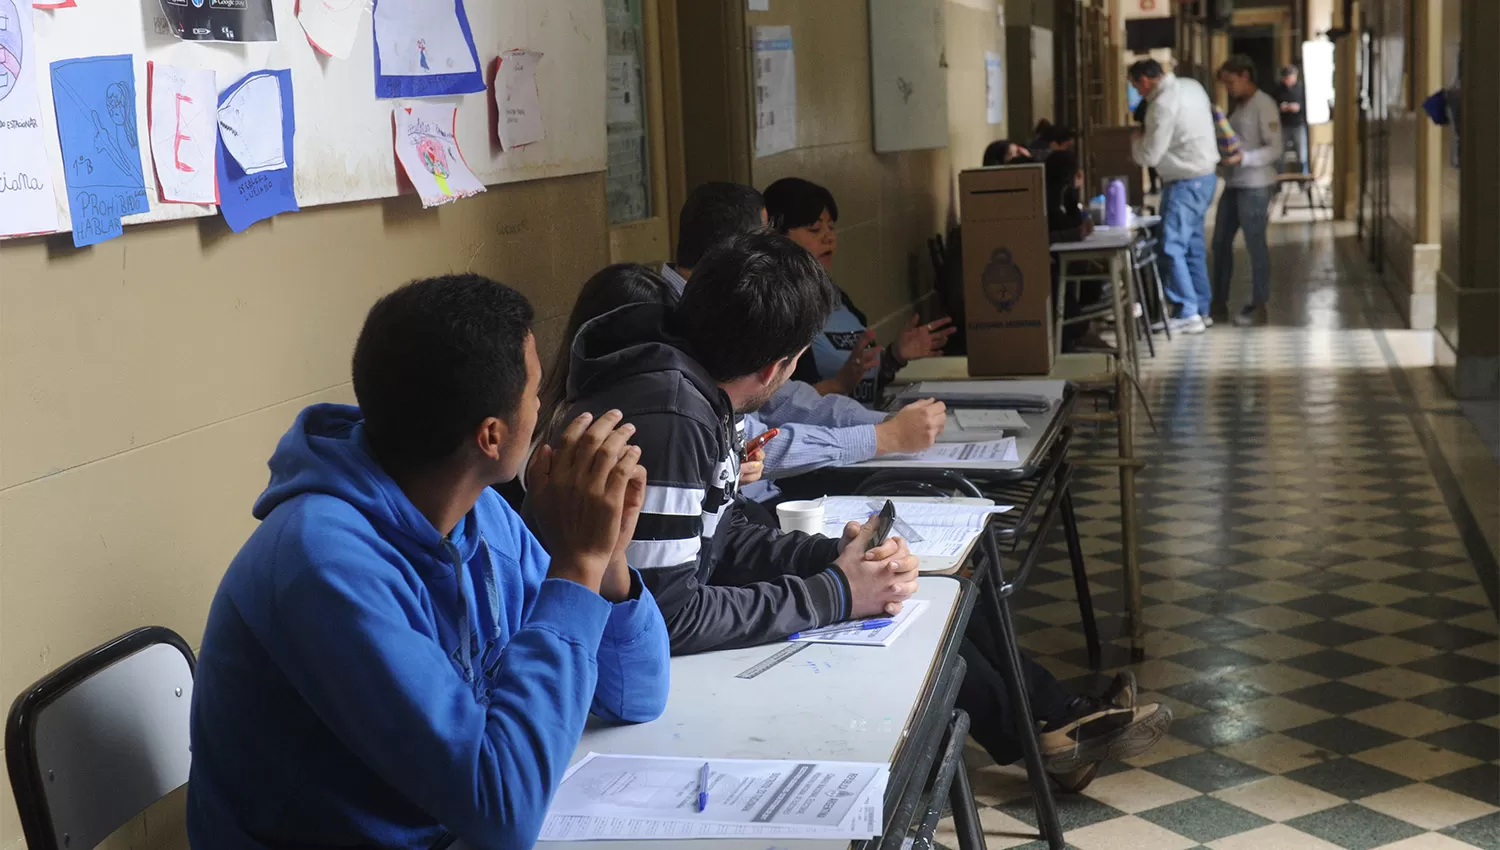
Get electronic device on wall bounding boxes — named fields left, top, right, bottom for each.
left=1125, top=18, right=1176, bottom=53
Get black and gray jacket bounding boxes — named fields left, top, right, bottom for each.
left=562, top=302, right=853, bottom=655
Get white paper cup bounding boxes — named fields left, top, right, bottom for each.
left=777, top=500, right=826, bottom=536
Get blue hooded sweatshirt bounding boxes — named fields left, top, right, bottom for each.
left=187, top=404, right=671, bottom=849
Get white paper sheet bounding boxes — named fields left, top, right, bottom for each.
left=605, top=53, right=640, bottom=126
left=790, top=599, right=929, bottom=647
left=148, top=63, right=217, bottom=204
left=373, top=0, right=478, bottom=77
left=753, top=25, right=795, bottom=157
left=0, top=0, right=60, bottom=237
left=819, top=498, right=1013, bottom=559
left=393, top=103, right=484, bottom=207
left=985, top=50, right=1004, bottom=124
left=298, top=0, right=366, bottom=60
left=495, top=48, right=544, bottom=149
left=954, top=409, right=1029, bottom=431
left=218, top=72, right=286, bottom=174
left=883, top=438, right=1019, bottom=465
left=538, top=753, right=887, bottom=841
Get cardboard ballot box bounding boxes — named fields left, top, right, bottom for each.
left=958, top=164, right=1054, bottom=376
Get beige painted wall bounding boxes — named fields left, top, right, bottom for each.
left=0, top=172, right=608, bottom=848
left=745, top=0, right=1004, bottom=341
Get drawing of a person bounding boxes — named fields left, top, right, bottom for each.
left=417, top=137, right=451, bottom=195
left=417, top=38, right=429, bottom=71
left=90, top=80, right=143, bottom=182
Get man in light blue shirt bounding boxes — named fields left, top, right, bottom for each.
left=666, top=182, right=946, bottom=501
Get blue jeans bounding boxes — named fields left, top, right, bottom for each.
left=1212, top=185, right=1273, bottom=309
left=1160, top=173, right=1217, bottom=318
left=1282, top=125, right=1310, bottom=174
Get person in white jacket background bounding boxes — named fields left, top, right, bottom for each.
left=1129, top=59, right=1221, bottom=335
left=1212, top=55, right=1283, bottom=327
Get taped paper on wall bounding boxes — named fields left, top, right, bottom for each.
left=753, top=25, right=795, bottom=157
left=50, top=54, right=149, bottom=246
left=218, top=71, right=286, bottom=174
left=147, top=62, right=218, bottom=204
left=605, top=53, right=640, bottom=126
left=393, top=103, right=484, bottom=207
left=298, top=0, right=366, bottom=60
left=215, top=69, right=297, bottom=232
left=494, top=48, right=543, bottom=149
left=157, top=0, right=277, bottom=43
left=986, top=50, right=1004, bottom=125
left=0, top=0, right=61, bottom=237
left=372, top=0, right=483, bottom=98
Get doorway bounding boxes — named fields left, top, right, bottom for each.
left=1230, top=25, right=1277, bottom=88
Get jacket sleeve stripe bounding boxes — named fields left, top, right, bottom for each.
left=633, top=512, right=702, bottom=542
left=626, top=536, right=703, bottom=570
left=639, top=485, right=706, bottom=516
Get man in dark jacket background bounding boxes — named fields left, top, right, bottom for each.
left=557, top=231, right=920, bottom=655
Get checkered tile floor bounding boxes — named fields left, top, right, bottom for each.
left=939, top=228, right=1500, bottom=849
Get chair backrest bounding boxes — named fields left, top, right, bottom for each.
left=6, top=627, right=196, bottom=850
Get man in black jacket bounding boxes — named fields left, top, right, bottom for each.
left=560, top=231, right=920, bottom=655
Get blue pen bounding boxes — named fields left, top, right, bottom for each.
left=697, top=762, right=710, bottom=813
left=788, top=619, right=895, bottom=639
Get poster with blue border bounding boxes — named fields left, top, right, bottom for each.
left=372, top=0, right=484, bottom=99
left=216, top=69, right=298, bottom=232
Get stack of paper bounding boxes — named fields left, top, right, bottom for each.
left=539, top=754, right=889, bottom=841
left=819, top=498, right=1013, bottom=558
left=789, top=600, right=929, bottom=646
left=938, top=408, right=1030, bottom=442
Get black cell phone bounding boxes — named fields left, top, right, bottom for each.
left=867, top=500, right=897, bottom=552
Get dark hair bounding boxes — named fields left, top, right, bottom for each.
left=674, top=231, right=839, bottom=381
left=1033, top=119, right=1053, bottom=137
left=540, top=264, right=677, bottom=430
left=676, top=182, right=766, bottom=268
left=983, top=139, right=1017, bottom=166
left=1128, top=59, right=1164, bottom=82
left=763, top=177, right=839, bottom=232
left=352, top=275, right=534, bottom=473
left=1046, top=124, right=1078, bottom=145
left=1220, top=55, right=1258, bottom=84
left=1280, top=64, right=1299, bottom=77
left=1043, top=148, right=1080, bottom=199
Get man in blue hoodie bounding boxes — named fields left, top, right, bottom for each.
left=187, top=275, right=671, bottom=850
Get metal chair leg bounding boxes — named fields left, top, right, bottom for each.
left=983, top=579, right=1065, bottom=850
left=1132, top=261, right=1157, bottom=359
left=1060, top=486, right=1101, bottom=669
left=947, top=713, right=989, bottom=850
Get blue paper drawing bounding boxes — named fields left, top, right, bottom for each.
left=371, top=0, right=483, bottom=99
left=0, top=0, right=23, bottom=103
left=50, top=54, right=150, bottom=247
left=216, top=69, right=298, bottom=232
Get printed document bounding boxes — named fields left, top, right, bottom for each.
left=789, top=600, right=928, bottom=647
left=818, top=498, right=1013, bottom=559
left=539, top=753, right=887, bottom=841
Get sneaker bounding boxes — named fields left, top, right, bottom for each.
left=1169, top=315, right=1206, bottom=335
left=1040, top=690, right=1172, bottom=776
left=1233, top=304, right=1269, bottom=327
left=1050, top=672, right=1139, bottom=793
left=1201, top=315, right=1215, bottom=328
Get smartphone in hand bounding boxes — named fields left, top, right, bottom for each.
left=743, top=427, right=780, bottom=458
left=867, top=500, right=897, bottom=552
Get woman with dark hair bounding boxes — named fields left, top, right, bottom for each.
left=494, top=264, right=678, bottom=511
left=763, top=177, right=955, bottom=403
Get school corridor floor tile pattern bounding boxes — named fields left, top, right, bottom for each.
left=939, top=223, right=1500, bottom=850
